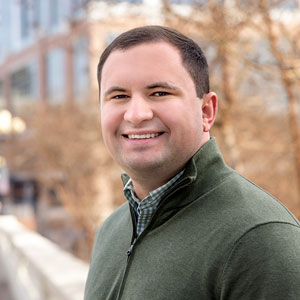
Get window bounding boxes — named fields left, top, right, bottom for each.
left=73, top=37, right=89, bottom=102
left=50, top=0, right=59, bottom=27
left=11, top=67, right=32, bottom=99
left=33, top=0, right=41, bottom=29
left=46, top=48, right=65, bottom=103
left=20, top=0, right=30, bottom=39
left=0, top=80, right=4, bottom=109
left=99, top=0, right=143, bottom=3
left=10, top=64, right=38, bottom=110
left=70, top=0, right=89, bottom=20
left=170, top=0, right=205, bottom=4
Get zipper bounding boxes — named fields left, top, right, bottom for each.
left=116, top=205, right=137, bottom=300
left=116, top=177, right=191, bottom=299
left=126, top=238, right=136, bottom=257
left=136, top=177, right=191, bottom=241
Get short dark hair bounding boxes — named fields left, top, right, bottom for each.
left=97, top=25, right=210, bottom=98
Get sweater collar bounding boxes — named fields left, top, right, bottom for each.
left=121, top=137, right=229, bottom=204
left=157, top=137, right=231, bottom=210
left=183, top=137, right=227, bottom=184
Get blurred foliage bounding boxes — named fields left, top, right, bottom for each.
left=163, top=0, right=300, bottom=218
left=4, top=104, right=123, bottom=259
left=3, top=0, right=300, bottom=259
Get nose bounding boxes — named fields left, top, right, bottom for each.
left=124, top=95, right=153, bottom=125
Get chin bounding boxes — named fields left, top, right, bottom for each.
left=122, top=158, right=165, bottom=173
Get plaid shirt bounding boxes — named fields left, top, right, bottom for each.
left=123, top=170, right=184, bottom=237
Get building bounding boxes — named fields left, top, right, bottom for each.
left=1, top=0, right=299, bottom=251
left=0, top=0, right=167, bottom=114
left=0, top=0, right=91, bottom=112
left=0, top=0, right=299, bottom=113
left=0, top=0, right=167, bottom=261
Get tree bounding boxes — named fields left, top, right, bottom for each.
left=256, top=0, right=300, bottom=197
left=162, top=0, right=300, bottom=218
left=162, top=0, right=253, bottom=171
left=4, top=103, right=123, bottom=259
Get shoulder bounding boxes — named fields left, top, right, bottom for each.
left=226, top=221, right=300, bottom=265
left=219, top=222, right=300, bottom=299
left=208, top=169, right=299, bottom=226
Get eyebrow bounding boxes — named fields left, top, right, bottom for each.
left=103, top=82, right=179, bottom=98
left=104, top=86, right=128, bottom=98
left=146, top=82, right=179, bottom=91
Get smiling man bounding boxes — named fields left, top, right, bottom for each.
left=84, top=26, right=300, bottom=300
left=100, top=41, right=215, bottom=200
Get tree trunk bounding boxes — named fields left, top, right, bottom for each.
left=220, top=46, right=244, bottom=172
left=260, top=0, right=300, bottom=197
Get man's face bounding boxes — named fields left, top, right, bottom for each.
left=100, top=42, right=209, bottom=178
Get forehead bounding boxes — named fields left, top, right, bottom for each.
left=100, top=42, right=188, bottom=87
left=106, top=41, right=181, bottom=66
left=109, top=40, right=182, bottom=58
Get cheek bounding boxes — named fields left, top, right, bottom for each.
left=164, top=107, right=199, bottom=132
left=101, top=107, right=121, bottom=131
left=101, top=112, right=115, bottom=142
left=172, top=109, right=202, bottom=140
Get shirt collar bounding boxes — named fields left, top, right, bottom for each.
left=123, top=169, right=185, bottom=206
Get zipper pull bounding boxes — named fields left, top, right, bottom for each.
left=126, top=238, right=136, bottom=257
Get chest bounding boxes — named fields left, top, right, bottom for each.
left=86, top=203, right=233, bottom=300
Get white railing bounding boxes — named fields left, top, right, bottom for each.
left=0, top=215, right=89, bottom=300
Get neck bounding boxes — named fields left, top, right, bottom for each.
left=128, top=165, right=185, bottom=200
left=131, top=179, right=165, bottom=200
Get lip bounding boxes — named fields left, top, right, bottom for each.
left=121, top=132, right=165, bottom=145
left=121, top=130, right=164, bottom=139
left=122, top=130, right=163, bottom=136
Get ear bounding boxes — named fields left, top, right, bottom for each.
left=201, top=92, right=217, bottom=132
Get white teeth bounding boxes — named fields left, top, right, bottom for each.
left=128, top=133, right=160, bottom=139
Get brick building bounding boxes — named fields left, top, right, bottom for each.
left=0, top=0, right=165, bottom=113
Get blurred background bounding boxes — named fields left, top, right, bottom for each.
left=0, top=0, right=300, bottom=299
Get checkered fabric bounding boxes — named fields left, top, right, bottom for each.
left=123, top=170, right=184, bottom=237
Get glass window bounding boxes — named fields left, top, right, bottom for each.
left=124, top=0, right=143, bottom=2
left=237, top=0, right=298, bottom=9
left=11, top=67, right=32, bottom=98
left=170, top=0, right=204, bottom=4
left=33, top=0, right=41, bottom=29
left=50, top=0, right=59, bottom=27
left=73, top=37, right=89, bottom=102
left=71, top=0, right=81, bottom=9
left=0, top=80, right=4, bottom=109
left=46, top=48, right=65, bottom=103
left=70, top=0, right=89, bottom=20
left=100, top=0, right=143, bottom=3
left=20, top=0, right=30, bottom=39
left=10, top=63, right=38, bottom=111
left=277, top=0, right=298, bottom=9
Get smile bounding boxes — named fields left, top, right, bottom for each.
left=124, top=133, right=162, bottom=139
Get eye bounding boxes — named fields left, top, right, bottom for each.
left=152, top=91, right=170, bottom=97
left=111, top=94, right=129, bottom=99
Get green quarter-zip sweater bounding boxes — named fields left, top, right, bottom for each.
left=84, top=138, right=300, bottom=300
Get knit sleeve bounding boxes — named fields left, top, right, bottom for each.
left=219, top=222, right=300, bottom=300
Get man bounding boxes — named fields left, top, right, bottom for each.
left=85, top=26, right=300, bottom=300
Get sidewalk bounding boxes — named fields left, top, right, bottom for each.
left=0, top=269, right=14, bottom=300
left=0, top=215, right=89, bottom=300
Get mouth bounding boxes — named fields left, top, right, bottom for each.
left=123, top=132, right=164, bottom=139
